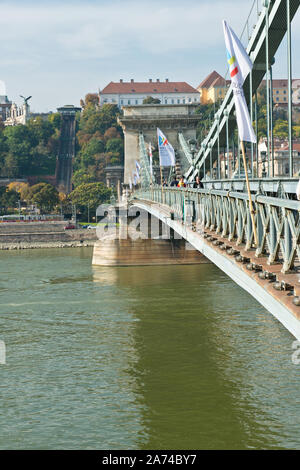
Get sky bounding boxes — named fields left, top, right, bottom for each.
left=0, top=0, right=300, bottom=112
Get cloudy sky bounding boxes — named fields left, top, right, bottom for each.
left=0, top=0, right=299, bottom=112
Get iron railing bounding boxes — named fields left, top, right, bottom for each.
left=132, top=186, right=300, bottom=273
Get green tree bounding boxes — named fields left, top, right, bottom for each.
left=142, top=96, right=161, bottom=104
left=273, top=120, right=288, bottom=138
left=105, top=138, right=123, bottom=154
left=28, top=183, right=59, bottom=213
left=0, top=187, right=19, bottom=213
left=69, top=182, right=112, bottom=217
left=72, top=169, right=96, bottom=188
left=79, top=137, right=105, bottom=168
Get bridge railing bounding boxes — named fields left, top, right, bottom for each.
left=132, top=187, right=300, bottom=273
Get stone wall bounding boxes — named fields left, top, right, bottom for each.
left=0, top=222, right=98, bottom=244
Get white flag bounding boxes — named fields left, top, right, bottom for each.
left=223, top=20, right=256, bottom=143
left=132, top=171, right=138, bottom=186
left=135, top=160, right=141, bottom=180
left=296, top=179, right=300, bottom=200
left=157, top=128, right=176, bottom=167
left=148, top=142, right=153, bottom=176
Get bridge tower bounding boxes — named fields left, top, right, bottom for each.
left=56, top=105, right=81, bottom=194
left=118, top=104, right=201, bottom=184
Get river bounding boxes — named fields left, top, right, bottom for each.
left=0, top=247, right=299, bottom=449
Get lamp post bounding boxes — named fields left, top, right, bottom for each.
left=189, top=138, right=197, bottom=178
left=208, top=141, right=213, bottom=179
left=224, top=108, right=230, bottom=179
left=215, top=111, right=221, bottom=179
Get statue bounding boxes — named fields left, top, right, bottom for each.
left=19, top=95, right=32, bottom=122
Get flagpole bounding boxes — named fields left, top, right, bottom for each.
left=160, top=165, right=164, bottom=204
left=240, top=141, right=258, bottom=247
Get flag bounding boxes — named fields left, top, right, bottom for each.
left=132, top=172, right=138, bottom=186
left=148, top=142, right=153, bottom=176
left=223, top=20, right=256, bottom=143
left=135, top=160, right=141, bottom=180
left=157, top=128, right=176, bottom=166
left=129, top=177, right=132, bottom=190
left=296, top=179, right=300, bottom=201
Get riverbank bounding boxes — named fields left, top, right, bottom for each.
left=0, top=240, right=96, bottom=250
left=0, top=221, right=98, bottom=248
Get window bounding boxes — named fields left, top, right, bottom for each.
left=177, top=99, right=180, bottom=104
left=276, top=97, right=279, bottom=101
left=165, top=99, right=167, bottom=104
left=276, top=90, right=279, bottom=94
left=171, top=99, right=174, bottom=104
left=284, top=97, right=287, bottom=101
left=135, top=100, right=138, bottom=104
left=283, top=90, right=287, bottom=94
left=120, top=100, right=123, bottom=105
left=189, top=98, right=191, bottom=102
left=194, top=98, right=197, bottom=102
left=183, top=99, right=185, bottom=104
left=128, top=100, right=131, bottom=104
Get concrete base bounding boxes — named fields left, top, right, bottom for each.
left=92, top=238, right=208, bottom=266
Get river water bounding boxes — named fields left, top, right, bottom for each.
left=0, top=247, right=299, bottom=449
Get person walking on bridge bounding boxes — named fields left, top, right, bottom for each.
left=177, top=177, right=186, bottom=188
left=170, top=176, right=179, bottom=187
left=193, top=175, right=204, bottom=189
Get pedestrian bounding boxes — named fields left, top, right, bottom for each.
left=193, top=175, right=204, bottom=189
left=177, top=177, right=186, bottom=188
left=170, top=176, right=179, bottom=187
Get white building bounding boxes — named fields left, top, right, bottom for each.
left=99, top=79, right=200, bottom=107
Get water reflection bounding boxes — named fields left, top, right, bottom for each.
left=93, top=263, right=300, bottom=449
left=0, top=249, right=298, bottom=449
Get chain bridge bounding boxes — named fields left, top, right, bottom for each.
left=127, top=0, right=300, bottom=340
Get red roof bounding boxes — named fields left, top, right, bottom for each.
left=210, top=76, right=227, bottom=88
left=197, top=71, right=224, bottom=89
left=100, top=80, right=198, bottom=95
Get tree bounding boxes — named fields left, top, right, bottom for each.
left=79, top=137, right=105, bottom=168
left=80, top=93, right=99, bottom=109
left=0, top=187, right=19, bottom=213
left=273, top=120, right=288, bottom=138
left=143, top=96, right=161, bottom=104
left=105, top=138, right=123, bottom=155
left=7, top=182, right=29, bottom=199
left=72, top=169, right=96, bottom=188
left=28, top=183, right=59, bottom=213
left=0, top=114, right=59, bottom=178
left=69, top=182, right=112, bottom=217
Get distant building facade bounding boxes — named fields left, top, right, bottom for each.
left=99, top=79, right=200, bottom=107
left=257, top=138, right=300, bottom=177
left=197, top=71, right=230, bottom=104
left=4, top=102, right=30, bottom=126
left=0, top=95, right=12, bottom=122
left=259, top=79, right=300, bottom=106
